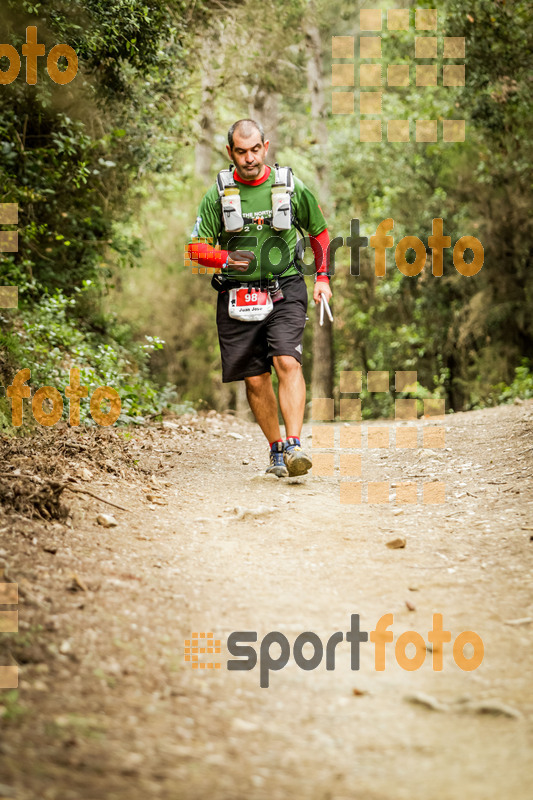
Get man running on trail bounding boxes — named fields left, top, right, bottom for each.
left=187, top=118, right=332, bottom=478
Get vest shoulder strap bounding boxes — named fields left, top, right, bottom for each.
left=273, top=164, right=294, bottom=193
left=216, top=165, right=237, bottom=196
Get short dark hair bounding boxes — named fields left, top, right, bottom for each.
left=227, top=119, right=265, bottom=150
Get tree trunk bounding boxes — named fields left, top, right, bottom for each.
left=195, top=42, right=216, bottom=186
left=251, top=90, right=280, bottom=165
left=195, top=40, right=234, bottom=411
left=304, top=7, right=334, bottom=403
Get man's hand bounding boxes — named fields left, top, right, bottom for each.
left=313, top=280, right=332, bottom=305
left=227, top=250, right=255, bottom=273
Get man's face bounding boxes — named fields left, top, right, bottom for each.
left=227, top=129, right=269, bottom=181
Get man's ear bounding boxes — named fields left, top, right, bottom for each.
left=226, top=144, right=233, bottom=161
left=264, top=140, right=270, bottom=154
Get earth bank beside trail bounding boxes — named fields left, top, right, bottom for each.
left=0, top=402, right=532, bottom=800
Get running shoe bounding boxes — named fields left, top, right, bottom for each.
left=266, top=441, right=289, bottom=478
left=284, top=437, right=312, bottom=476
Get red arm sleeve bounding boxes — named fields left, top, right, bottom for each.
left=188, top=230, right=331, bottom=277
left=308, top=228, right=330, bottom=282
left=187, top=242, right=229, bottom=268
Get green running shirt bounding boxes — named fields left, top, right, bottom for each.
left=190, top=167, right=327, bottom=282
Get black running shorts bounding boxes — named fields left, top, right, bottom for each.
left=216, top=275, right=308, bottom=383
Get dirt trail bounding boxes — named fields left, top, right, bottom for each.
left=1, top=402, right=533, bottom=800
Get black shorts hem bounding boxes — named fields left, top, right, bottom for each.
left=267, top=350, right=303, bottom=364
left=222, top=366, right=272, bottom=383
left=222, top=351, right=303, bottom=383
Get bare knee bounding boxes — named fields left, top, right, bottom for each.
left=273, top=355, right=301, bottom=376
left=244, top=373, right=271, bottom=394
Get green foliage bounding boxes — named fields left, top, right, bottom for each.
left=0, top=0, right=223, bottom=420
left=0, top=690, right=26, bottom=721
left=0, top=282, right=178, bottom=429
left=323, top=0, right=533, bottom=412
left=493, top=360, right=533, bottom=405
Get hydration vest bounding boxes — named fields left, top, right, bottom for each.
left=216, top=163, right=295, bottom=233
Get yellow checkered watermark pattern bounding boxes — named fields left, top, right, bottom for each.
left=0, top=203, right=19, bottom=309
left=184, top=631, right=222, bottom=670
left=332, top=8, right=466, bottom=142
left=312, top=370, right=446, bottom=504
left=0, top=570, right=19, bottom=689
left=185, top=237, right=223, bottom=275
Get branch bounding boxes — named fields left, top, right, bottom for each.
left=0, top=473, right=130, bottom=513
left=63, top=485, right=130, bottom=512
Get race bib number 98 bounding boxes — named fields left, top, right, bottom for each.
left=228, top=287, right=274, bottom=321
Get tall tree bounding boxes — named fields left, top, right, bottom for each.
left=303, top=0, right=334, bottom=403
left=195, top=39, right=217, bottom=186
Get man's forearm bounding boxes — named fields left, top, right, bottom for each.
left=309, top=228, right=331, bottom=282
left=189, top=229, right=332, bottom=278
left=187, top=241, right=229, bottom=268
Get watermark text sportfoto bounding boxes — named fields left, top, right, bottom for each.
left=193, top=614, right=484, bottom=688
left=194, top=218, right=483, bottom=279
